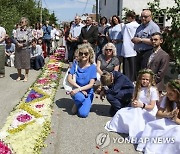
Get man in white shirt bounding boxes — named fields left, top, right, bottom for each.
left=0, top=26, right=6, bottom=78
left=121, top=11, right=139, bottom=81
left=51, top=24, right=57, bottom=53
left=68, top=16, right=84, bottom=62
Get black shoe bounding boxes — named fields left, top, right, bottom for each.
left=109, top=107, right=116, bottom=117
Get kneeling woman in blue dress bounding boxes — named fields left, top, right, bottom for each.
left=30, top=39, right=44, bottom=70
left=105, top=69, right=159, bottom=141
left=137, top=79, right=180, bottom=154
left=67, top=43, right=97, bottom=118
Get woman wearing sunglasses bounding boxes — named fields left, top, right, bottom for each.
left=67, top=43, right=97, bottom=118
left=96, top=43, right=119, bottom=90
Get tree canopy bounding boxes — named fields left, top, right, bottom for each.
left=0, top=0, right=58, bottom=35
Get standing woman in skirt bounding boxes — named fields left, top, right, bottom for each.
left=14, top=17, right=32, bottom=82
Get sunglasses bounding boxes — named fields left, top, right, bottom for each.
left=105, top=48, right=113, bottom=51
left=79, top=52, right=89, bottom=56
left=141, top=15, right=150, bottom=18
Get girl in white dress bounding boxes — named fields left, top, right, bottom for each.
left=137, top=79, right=180, bottom=154
left=105, top=69, right=159, bottom=142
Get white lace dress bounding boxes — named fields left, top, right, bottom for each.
left=137, top=96, right=180, bottom=154
left=105, top=86, right=159, bottom=141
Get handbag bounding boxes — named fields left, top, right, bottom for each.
left=63, top=63, right=78, bottom=92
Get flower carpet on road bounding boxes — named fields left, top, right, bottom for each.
left=0, top=49, right=65, bottom=154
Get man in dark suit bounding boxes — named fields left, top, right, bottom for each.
left=147, top=32, right=169, bottom=92
left=78, top=17, right=98, bottom=50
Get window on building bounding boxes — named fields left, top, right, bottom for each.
left=156, top=15, right=165, bottom=28
left=154, top=10, right=166, bottom=29
left=104, top=0, right=106, bottom=6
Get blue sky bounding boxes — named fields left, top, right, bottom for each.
left=42, top=0, right=96, bottom=22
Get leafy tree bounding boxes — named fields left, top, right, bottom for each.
left=0, top=0, right=58, bottom=35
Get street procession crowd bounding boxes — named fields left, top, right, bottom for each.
left=0, top=9, right=179, bottom=154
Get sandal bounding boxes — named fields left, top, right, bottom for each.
left=16, top=77, right=21, bottom=81
left=23, top=77, right=28, bottom=82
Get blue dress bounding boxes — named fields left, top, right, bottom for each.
left=69, top=63, right=97, bottom=118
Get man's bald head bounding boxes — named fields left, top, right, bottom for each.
left=141, top=9, right=152, bottom=24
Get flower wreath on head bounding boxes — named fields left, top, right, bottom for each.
left=138, top=68, right=155, bottom=76
left=138, top=69, right=156, bottom=86
left=169, top=80, right=180, bottom=92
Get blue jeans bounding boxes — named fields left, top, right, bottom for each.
left=72, top=92, right=94, bottom=118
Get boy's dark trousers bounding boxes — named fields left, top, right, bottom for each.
left=106, top=93, right=132, bottom=116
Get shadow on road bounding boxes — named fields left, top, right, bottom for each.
left=55, top=98, right=74, bottom=115
left=55, top=98, right=112, bottom=117
left=10, top=73, right=22, bottom=80
left=91, top=104, right=112, bottom=117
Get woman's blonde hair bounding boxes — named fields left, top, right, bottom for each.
left=20, top=17, right=29, bottom=26
left=133, top=69, right=156, bottom=101
left=165, top=79, right=180, bottom=114
left=102, top=42, right=117, bottom=56
left=77, top=43, right=95, bottom=64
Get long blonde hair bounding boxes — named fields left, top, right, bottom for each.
left=164, top=80, right=180, bottom=116
left=133, top=69, right=156, bottom=101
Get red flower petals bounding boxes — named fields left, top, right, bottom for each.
left=0, top=141, right=12, bottom=154
left=35, top=104, right=44, bottom=108
left=114, top=148, right=120, bottom=152
left=16, top=114, right=32, bottom=123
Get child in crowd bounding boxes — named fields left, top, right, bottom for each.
left=5, top=38, right=15, bottom=67
left=100, top=71, right=134, bottom=116
left=30, top=39, right=44, bottom=70
left=137, top=79, right=180, bottom=154
left=105, top=69, right=159, bottom=141
left=37, top=37, right=47, bottom=58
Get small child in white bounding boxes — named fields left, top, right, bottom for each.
left=105, top=69, right=159, bottom=141
left=137, top=79, right=180, bottom=154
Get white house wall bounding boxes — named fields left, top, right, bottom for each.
left=99, top=0, right=120, bottom=19
left=99, top=0, right=175, bottom=26
left=123, top=0, right=175, bottom=15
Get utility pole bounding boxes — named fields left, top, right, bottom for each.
left=117, top=0, right=120, bottom=16
left=96, top=0, right=99, bottom=22
left=40, top=0, right=42, bottom=25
